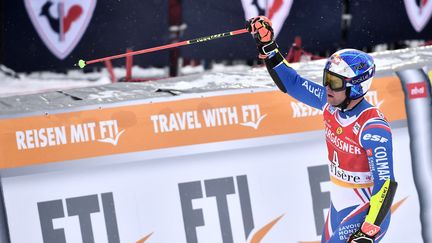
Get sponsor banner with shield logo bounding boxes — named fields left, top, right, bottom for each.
left=240, top=0, right=294, bottom=37
left=404, top=0, right=432, bottom=32
left=24, top=0, right=96, bottom=59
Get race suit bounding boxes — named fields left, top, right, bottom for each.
left=265, top=56, right=395, bottom=243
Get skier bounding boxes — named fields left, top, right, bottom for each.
left=246, top=16, right=398, bottom=243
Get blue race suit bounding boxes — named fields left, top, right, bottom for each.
left=264, top=54, right=395, bottom=243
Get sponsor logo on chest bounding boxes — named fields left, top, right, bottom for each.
left=353, top=122, right=361, bottom=135
left=329, top=163, right=372, bottom=184
left=325, top=126, right=361, bottom=155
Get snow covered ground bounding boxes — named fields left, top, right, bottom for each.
left=0, top=63, right=260, bottom=98
left=0, top=65, right=156, bottom=98
left=1, top=45, right=431, bottom=99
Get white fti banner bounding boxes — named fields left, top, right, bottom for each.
left=1, top=126, right=422, bottom=243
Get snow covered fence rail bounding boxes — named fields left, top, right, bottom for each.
left=0, top=46, right=431, bottom=243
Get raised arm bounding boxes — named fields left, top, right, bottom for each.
left=247, top=16, right=326, bottom=110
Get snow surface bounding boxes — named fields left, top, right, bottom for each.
left=1, top=45, right=431, bottom=99
left=0, top=63, right=272, bottom=98
left=0, top=67, right=111, bottom=98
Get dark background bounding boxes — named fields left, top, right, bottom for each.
left=2, top=0, right=432, bottom=72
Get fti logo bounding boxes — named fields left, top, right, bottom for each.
left=37, top=192, right=119, bottom=243
left=178, top=175, right=284, bottom=243
left=25, top=0, right=96, bottom=59
left=404, top=0, right=432, bottom=32
left=239, top=104, right=267, bottom=130
left=15, top=119, right=125, bottom=150
left=150, top=104, right=267, bottom=133
left=364, top=90, right=384, bottom=108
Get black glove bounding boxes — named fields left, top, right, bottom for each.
left=348, top=222, right=380, bottom=243
left=246, top=16, right=278, bottom=58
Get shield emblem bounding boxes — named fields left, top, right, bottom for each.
left=25, top=0, right=96, bottom=59
left=404, top=0, right=432, bottom=32
left=241, top=0, right=294, bottom=37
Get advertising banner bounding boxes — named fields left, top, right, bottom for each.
left=24, top=0, right=97, bottom=59
left=3, top=0, right=432, bottom=72
left=0, top=76, right=405, bottom=169
left=181, top=0, right=342, bottom=60
left=1, top=125, right=420, bottom=243
left=347, top=0, right=432, bottom=49
left=240, top=0, right=294, bottom=37
left=403, top=0, right=432, bottom=32
left=3, top=1, right=169, bottom=72
left=0, top=72, right=422, bottom=242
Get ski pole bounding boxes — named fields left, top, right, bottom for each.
left=76, top=28, right=248, bottom=69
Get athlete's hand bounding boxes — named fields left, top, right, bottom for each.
left=246, top=16, right=278, bottom=58
left=347, top=222, right=380, bottom=243
left=247, top=16, right=274, bottom=43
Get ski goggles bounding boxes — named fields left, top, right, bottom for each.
left=323, top=70, right=347, bottom=91
left=323, top=65, right=375, bottom=91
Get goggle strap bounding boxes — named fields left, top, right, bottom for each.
left=349, top=64, right=376, bottom=85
